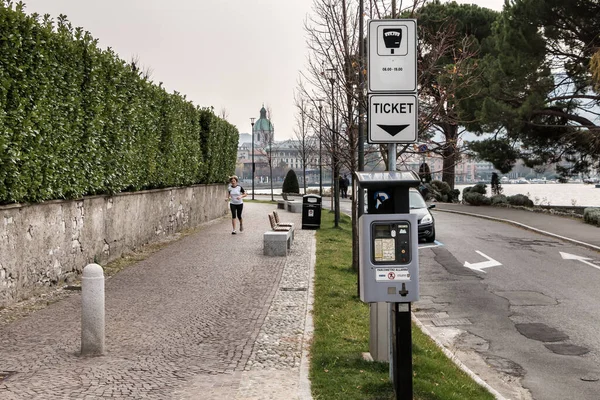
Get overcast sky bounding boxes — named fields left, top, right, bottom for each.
left=21, top=0, right=505, bottom=139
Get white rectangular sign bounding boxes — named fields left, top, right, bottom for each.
left=368, top=19, right=417, bottom=93
left=368, top=94, right=417, bottom=143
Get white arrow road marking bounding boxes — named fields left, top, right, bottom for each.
left=464, top=251, right=502, bottom=273
left=560, top=252, right=600, bottom=271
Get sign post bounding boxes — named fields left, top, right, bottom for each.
left=366, top=18, right=418, bottom=400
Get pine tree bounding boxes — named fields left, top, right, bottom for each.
left=282, top=169, right=300, bottom=194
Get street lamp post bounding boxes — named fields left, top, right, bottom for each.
left=326, top=67, right=339, bottom=227
left=318, top=99, right=323, bottom=197
left=269, top=126, right=274, bottom=201
left=250, top=117, right=255, bottom=200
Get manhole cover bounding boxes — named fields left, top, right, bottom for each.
left=432, top=318, right=472, bottom=327
left=515, top=323, right=569, bottom=342
left=545, top=343, right=589, bottom=356
left=414, top=312, right=448, bottom=319
left=280, top=287, right=307, bottom=291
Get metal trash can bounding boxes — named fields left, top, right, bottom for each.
left=302, top=194, right=322, bottom=229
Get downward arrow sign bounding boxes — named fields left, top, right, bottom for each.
left=560, top=252, right=600, bottom=271
left=377, top=124, right=410, bottom=136
left=464, top=251, right=502, bottom=273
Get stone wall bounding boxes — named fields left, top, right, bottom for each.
left=0, top=184, right=227, bottom=307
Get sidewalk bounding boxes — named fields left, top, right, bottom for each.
left=0, top=202, right=314, bottom=400
left=432, top=203, right=600, bottom=251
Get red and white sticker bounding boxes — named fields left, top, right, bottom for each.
left=375, top=267, right=411, bottom=282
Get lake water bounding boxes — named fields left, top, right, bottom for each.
left=252, top=183, right=600, bottom=207
left=456, top=183, right=600, bottom=207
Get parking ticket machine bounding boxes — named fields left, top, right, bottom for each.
left=355, top=171, right=421, bottom=303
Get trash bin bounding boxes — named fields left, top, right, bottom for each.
left=302, top=194, right=322, bottom=229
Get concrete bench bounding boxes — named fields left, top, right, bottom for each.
left=277, top=200, right=286, bottom=210
left=282, top=193, right=303, bottom=201
left=268, top=213, right=294, bottom=242
left=286, top=200, right=302, bottom=213
left=263, top=230, right=292, bottom=256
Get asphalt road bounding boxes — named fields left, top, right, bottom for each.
left=418, top=210, right=600, bottom=400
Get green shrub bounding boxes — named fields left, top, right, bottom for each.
left=491, top=195, right=508, bottom=205
left=282, top=170, right=300, bottom=194
left=463, top=192, right=491, bottom=206
left=426, top=180, right=456, bottom=203
left=583, top=208, right=600, bottom=226
left=472, top=183, right=487, bottom=195
left=450, top=189, right=460, bottom=202
left=507, top=194, right=534, bottom=207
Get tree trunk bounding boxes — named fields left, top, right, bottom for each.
left=441, top=124, right=459, bottom=190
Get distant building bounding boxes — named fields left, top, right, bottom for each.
left=236, top=106, right=328, bottom=185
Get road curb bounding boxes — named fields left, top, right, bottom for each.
left=298, top=235, right=316, bottom=400
left=412, top=316, right=509, bottom=400
left=435, top=208, right=600, bottom=252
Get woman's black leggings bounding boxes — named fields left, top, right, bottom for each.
left=230, top=203, right=243, bottom=219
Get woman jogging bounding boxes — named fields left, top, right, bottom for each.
left=226, top=175, right=247, bottom=234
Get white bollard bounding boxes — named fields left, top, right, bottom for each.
left=81, top=263, right=105, bottom=356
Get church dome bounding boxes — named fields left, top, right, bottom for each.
left=253, top=106, right=273, bottom=132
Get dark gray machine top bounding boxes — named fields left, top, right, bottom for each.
left=354, top=171, right=420, bottom=187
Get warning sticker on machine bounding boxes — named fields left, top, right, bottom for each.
left=375, top=267, right=411, bottom=282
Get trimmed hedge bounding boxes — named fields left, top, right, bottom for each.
left=0, top=2, right=238, bottom=204
left=463, top=192, right=491, bottom=206
left=491, top=194, right=508, bottom=205
left=507, top=194, right=534, bottom=207
left=583, top=208, right=600, bottom=226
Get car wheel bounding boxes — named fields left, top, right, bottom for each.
left=424, top=227, right=435, bottom=243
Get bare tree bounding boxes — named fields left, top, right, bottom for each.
left=130, top=54, right=153, bottom=80
left=293, top=90, right=320, bottom=193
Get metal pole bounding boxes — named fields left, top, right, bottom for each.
left=330, top=75, right=339, bottom=227
left=388, top=145, right=397, bottom=171
left=270, top=128, right=274, bottom=201
left=395, top=302, right=413, bottom=400
left=302, top=110, right=306, bottom=193
left=357, top=0, right=365, bottom=303
left=319, top=101, right=323, bottom=197
left=358, top=0, right=365, bottom=215
left=250, top=118, right=255, bottom=200
left=389, top=141, right=412, bottom=400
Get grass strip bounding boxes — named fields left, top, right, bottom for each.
left=310, top=210, right=495, bottom=400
